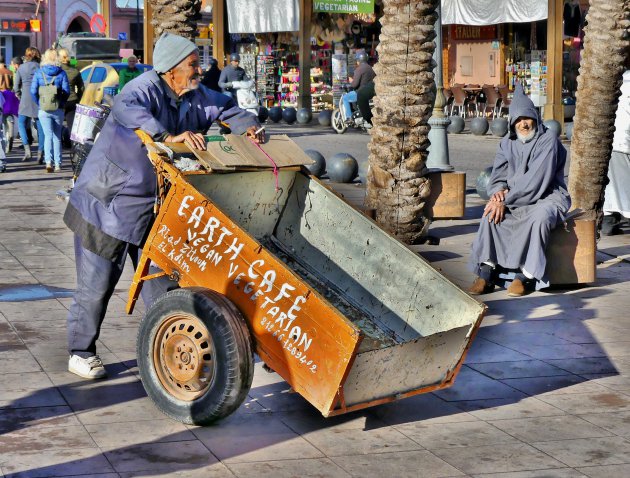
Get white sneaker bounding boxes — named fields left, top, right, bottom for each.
left=68, top=354, right=107, bottom=379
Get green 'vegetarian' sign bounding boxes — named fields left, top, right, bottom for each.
left=313, top=0, right=374, bottom=14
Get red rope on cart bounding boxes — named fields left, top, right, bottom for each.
left=248, top=137, right=279, bottom=191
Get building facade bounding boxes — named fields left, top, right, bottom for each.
left=0, top=1, right=46, bottom=62
left=0, top=0, right=156, bottom=62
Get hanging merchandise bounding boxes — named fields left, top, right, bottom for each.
left=563, top=0, right=582, bottom=37
left=256, top=55, right=277, bottom=108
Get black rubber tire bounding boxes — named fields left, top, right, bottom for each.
left=331, top=108, right=348, bottom=134
left=137, top=287, right=254, bottom=425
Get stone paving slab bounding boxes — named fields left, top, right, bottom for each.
left=0, top=133, right=629, bottom=477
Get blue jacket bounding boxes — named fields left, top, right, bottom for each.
left=30, top=65, right=70, bottom=109
left=67, top=70, right=259, bottom=247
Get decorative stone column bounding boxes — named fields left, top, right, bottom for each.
left=427, top=3, right=453, bottom=172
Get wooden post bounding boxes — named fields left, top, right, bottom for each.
left=143, top=0, right=154, bottom=65
left=212, top=0, right=226, bottom=66
left=544, top=0, right=564, bottom=126
left=298, top=0, right=312, bottom=109
left=498, top=24, right=506, bottom=86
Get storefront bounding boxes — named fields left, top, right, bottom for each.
left=442, top=0, right=588, bottom=104
left=0, top=20, right=33, bottom=63
left=221, top=0, right=381, bottom=109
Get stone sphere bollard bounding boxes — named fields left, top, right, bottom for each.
left=303, top=150, right=326, bottom=178
left=257, top=106, right=269, bottom=123
left=282, top=107, right=297, bottom=124
left=318, top=110, right=333, bottom=126
left=476, top=166, right=494, bottom=200
left=565, top=122, right=574, bottom=141
left=327, top=153, right=358, bottom=183
left=447, top=115, right=465, bottom=134
left=543, top=119, right=562, bottom=137
left=470, top=117, right=489, bottom=136
left=296, top=108, right=313, bottom=124
left=268, top=106, right=283, bottom=123
left=490, top=117, right=509, bottom=137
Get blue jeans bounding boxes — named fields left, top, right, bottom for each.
left=38, top=109, right=64, bottom=167
left=67, top=235, right=178, bottom=358
left=342, top=90, right=357, bottom=120
left=17, top=114, right=44, bottom=152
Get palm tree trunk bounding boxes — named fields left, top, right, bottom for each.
left=150, top=0, right=202, bottom=42
left=568, top=0, right=630, bottom=220
left=366, top=0, right=438, bottom=244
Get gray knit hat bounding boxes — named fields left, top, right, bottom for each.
left=153, top=32, right=198, bottom=73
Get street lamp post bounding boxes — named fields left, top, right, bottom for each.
left=426, top=2, right=453, bottom=171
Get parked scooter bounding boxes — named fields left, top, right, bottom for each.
left=232, top=79, right=260, bottom=116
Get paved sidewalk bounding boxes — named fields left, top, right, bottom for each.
left=0, top=133, right=629, bottom=477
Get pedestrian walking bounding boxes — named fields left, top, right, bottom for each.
left=58, top=48, right=84, bottom=139
left=9, top=56, right=22, bottom=74
left=1, top=55, right=19, bottom=155
left=31, top=48, right=70, bottom=173
left=14, top=47, right=45, bottom=163
left=0, top=55, right=12, bottom=91
left=0, top=91, right=6, bottom=171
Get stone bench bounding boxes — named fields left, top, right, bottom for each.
left=546, top=217, right=596, bottom=285
left=424, top=171, right=466, bottom=219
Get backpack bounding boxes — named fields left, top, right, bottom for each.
left=38, top=72, right=59, bottom=112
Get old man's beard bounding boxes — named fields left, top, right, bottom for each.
left=181, top=77, right=201, bottom=94
left=516, top=129, right=536, bottom=143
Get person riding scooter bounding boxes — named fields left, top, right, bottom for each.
left=342, top=51, right=376, bottom=124
left=218, top=53, right=249, bottom=101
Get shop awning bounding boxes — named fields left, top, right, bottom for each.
left=441, top=0, right=548, bottom=25
left=227, top=0, right=300, bottom=33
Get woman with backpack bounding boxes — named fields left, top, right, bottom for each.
left=14, top=47, right=46, bottom=163
left=30, top=49, right=69, bottom=173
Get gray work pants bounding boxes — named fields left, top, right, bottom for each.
left=67, top=234, right=177, bottom=358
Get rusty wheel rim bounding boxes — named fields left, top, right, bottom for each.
left=153, top=313, right=216, bottom=401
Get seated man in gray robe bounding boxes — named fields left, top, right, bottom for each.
left=468, top=84, right=571, bottom=297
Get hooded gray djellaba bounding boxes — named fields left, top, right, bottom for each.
left=507, top=83, right=546, bottom=138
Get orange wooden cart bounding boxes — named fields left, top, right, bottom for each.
left=128, top=132, right=486, bottom=425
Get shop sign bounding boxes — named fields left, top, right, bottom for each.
left=314, top=0, right=375, bottom=14
left=451, top=25, right=497, bottom=41
left=0, top=19, right=31, bottom=33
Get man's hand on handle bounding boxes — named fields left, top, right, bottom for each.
left=164, top=131, right=207, bottom=151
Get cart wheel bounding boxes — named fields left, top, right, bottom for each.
left=331, top=109, right=348, bottom=134
left=137, top=287, right=254, bottom=425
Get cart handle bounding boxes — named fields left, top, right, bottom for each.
left=135, top=129, right=174, bottom=215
